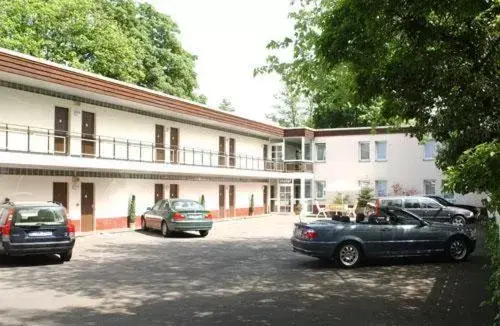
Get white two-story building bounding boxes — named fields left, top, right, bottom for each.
left=0, top=48, right=483, bottom=231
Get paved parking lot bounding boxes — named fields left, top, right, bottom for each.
left=0, top=215, right=495, bottom=326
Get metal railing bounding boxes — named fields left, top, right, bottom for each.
left=0, top=123, right=294, bottom=172
left=284, top=160, right=314, bottom=173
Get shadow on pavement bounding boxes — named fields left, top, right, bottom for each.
left=0, top=228, right=494, bottom=326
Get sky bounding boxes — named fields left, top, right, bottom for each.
left=144, top=0, right=294, bottom=123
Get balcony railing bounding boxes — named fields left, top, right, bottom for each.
left=0, top=123, right=291, bottom=172
left=284, top=161, right=314, bottom=173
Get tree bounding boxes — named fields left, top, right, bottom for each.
left=0, top=0, right=206, bottom=102
left=218, top=98, right=235, bottom=112
left=266, top=87, right=312, bottom=127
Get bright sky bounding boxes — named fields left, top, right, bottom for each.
left=145, top=0, right=294, bottom=123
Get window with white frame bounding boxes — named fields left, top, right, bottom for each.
left=358, top=180, right=370, bottom=189
left=305, top=180, right=312, bottom=198
left=375, top=180, right=388, bottom=197
left=423, top=179, right=436, bottom=195
left=424, top=140, right=437, bottom=160
left=375, top=141, right=387, bottom=161
left=315, top=143, right=326, bottom=161
left=271, top=145, right=283, bottom=161
left=315, top=181, right=326, bottom=199
left=359, top=142, right=370, bottom=161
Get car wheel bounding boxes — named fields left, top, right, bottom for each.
left=141, top=217, right=148, bottom=231
left=447, top=237, right=469, bottom=262
left=336, top=242, right=362, bottom=268
left=161, top=222, right=170, bottom=237
left=451, top=215, right=466, bottom=226
left=60, top=250, right=72, bottom=262
left=199, top=230, right=209, bottom=237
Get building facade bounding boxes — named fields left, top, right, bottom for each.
left=0, top=48, right=483, bottom=231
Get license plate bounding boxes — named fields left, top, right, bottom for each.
left=29, top=231, right=53, bottom=237
left=188, top=214, right=203, bottom=219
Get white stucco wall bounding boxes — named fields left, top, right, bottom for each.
left=0, top=86, right=270, bottom=161
left=313, top=133, right=485, bottom=206
left=0, top=175, right=266, bottom=222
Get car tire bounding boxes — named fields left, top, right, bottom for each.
left=446, top=237, right=469, bottom=262
left=199, top=230, right=209, bottom=237
left=60, top=250, right=72, bottom=262
left=141, top=217, right=148, bottom=231
left=161, top=221, right=171, bottom=238
left=451, top=215, right=466, bottom=226
left=335, top=241, right=362, bottom=268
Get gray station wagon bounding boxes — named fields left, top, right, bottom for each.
left=291, top=206, right=476, bottom=268
left=371, top=196, right=475, bottom=226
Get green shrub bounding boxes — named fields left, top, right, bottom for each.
left=128, top=195, right=136, bottom=225
left=484, top=219, right=500, bottom=324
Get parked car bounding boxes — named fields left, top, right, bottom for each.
left=141, top=199, right=213, bottom=237
left=424, top=195, right=480, bottom=216
left=0, top=201, right=75, bottom=262
left=291, top=206, right=476, bottom=268
left=370, top=196, right=475, bottom=226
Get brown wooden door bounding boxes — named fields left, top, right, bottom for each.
left=169, top=184, right=179, bottom=199
left=81, top=183, right=94, bottom=232
left=263, top=185, right=268, bottom=214
left=81, top=111, right=95, bottom=156
left=154, top=184, right=164, bottom=204
left=218, top=136, right=226, bottom=166
left=54, top=107, right=69, bottom=154
left=219, top=185, right=225, bottom=218
left=170, top=127, right=179, bottom=163
left=229, top=138, right=235, bottom=167
left=53, top=182, right=68, bottom=209
left=229, top=185, right=235, bottom=217
left=155, top=125, right=165, bottom=162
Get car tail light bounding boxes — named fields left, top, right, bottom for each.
left=173, top=212, right=185, bottom=221
left=1, top=208, right=14, bottom=241
left=375, top=199, right=380, bottom=215
left=302, top=229, right=317, bottom=240
left=67, top=221, right=76, bottom=240
left=204, top=212, right=213, bottom=219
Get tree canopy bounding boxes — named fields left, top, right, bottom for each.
left=0, top=0, right=206, bottom=102
left=266, top=88, right=312, bottom=128
left=218, top=98, right=235, bottom=112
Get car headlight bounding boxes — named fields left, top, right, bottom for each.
left=467, top=211, right=474, bottom=217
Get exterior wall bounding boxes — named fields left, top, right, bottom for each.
left=0, top=86, right=269, bottom=161
left=313, top=133, right=485, bottom=206
left=0, top=174, right=267, bottom=231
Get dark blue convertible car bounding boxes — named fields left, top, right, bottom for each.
left=291, top=207, right=476, bottom=268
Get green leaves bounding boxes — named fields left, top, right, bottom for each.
left=0, top=0, right=203, bottom=101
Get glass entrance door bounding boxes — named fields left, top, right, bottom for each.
left=279, top=185, right=292, bottom=213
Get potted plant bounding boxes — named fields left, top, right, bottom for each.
left=200, top=194, right=205, bottom=207
left=293, top=200, right=302, bottom=215
left=355, top=187, right=374, bottom=214
left=127, top=195, right=136, bottom=229
left=249, top=194, right=254, bottom=216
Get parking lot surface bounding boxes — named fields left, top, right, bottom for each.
left=0, top=215, right=494, bottom=326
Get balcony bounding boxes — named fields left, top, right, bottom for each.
left=284, top=161, right=314, bottom=173
left=0, top=123, right=286, bottom=173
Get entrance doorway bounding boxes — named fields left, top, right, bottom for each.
left=81, top=183, right=94, bottom=232
left=229, top=185, right=235, bottom=217
left=219, top=185, right=225, bottom=218
left=154, top=184, right=164, bottom=204
left=155, top=125, right=165, bottom=162
left=53, top=182, right=68, bottom=209
left=54, top=107, right=69, bottom=154
left=81, top=111, right=95, bottom=157
left=279, top=185, right=292, bottom=213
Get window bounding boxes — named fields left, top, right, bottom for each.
left=315, top=181, right=326, bottom=199
left=13, top=207, right=66, bottom=226
left=315, top=143, right=326, bottom=161
left=375, top=141, right=387, bottom=161
left=404, top=198, right=421, bottom=209
left=171, top=200, right=204, bottom=211
left=358, top=180, right=370, bottom=188
left=375, top=180, right=387, bottom=197
left=424, top=179, right=436, bottom=195
left=380, top=199, right=403, bottom=208
left=271, top=145, right=283, bottom=161
left=304, top=141, right=312, bottom=161
left=389, top=210, right=421, bottom=225
left=424, top=140, right=437, bottom=160
left=305, top=180, right=312, bottom=198
left=359, top=142, right=370, bottom=161
left=420, top=198, right=441, bottom=209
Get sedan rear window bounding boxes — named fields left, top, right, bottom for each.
left=171, top=200, right=204, bottom=211
left=13, top=207, right=67, bottom=226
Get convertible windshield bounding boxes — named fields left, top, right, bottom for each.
left=171, top=200, right=204, bottom=211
